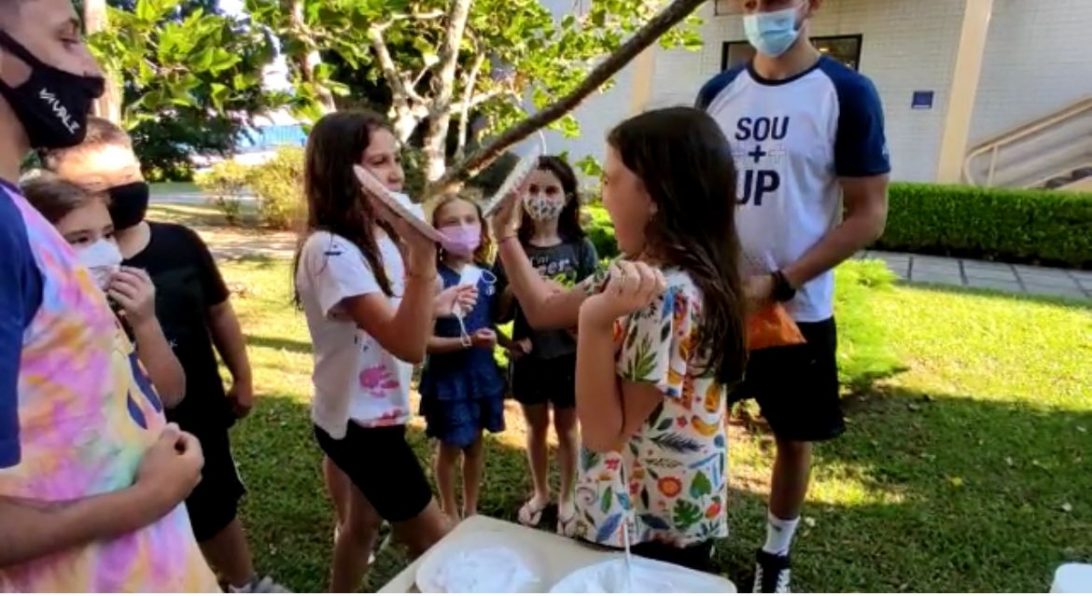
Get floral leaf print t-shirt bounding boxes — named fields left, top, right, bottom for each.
left=296, top=231, right=413, bottom=438
left=0, top=181, right=217, bottom=591
left=568, top=268, right=728, bottom=549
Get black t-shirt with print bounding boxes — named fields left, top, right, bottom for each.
left=124, top=222, right=233, bottom=430
left=495, top=237, right=598, bottom=360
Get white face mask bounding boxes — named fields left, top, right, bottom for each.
left=76, top=239, right=123, bottom=290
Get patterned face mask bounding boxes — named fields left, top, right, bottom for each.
left=523, top=193, right=566, bottom=222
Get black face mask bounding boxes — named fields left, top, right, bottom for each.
left=0, top=31, right=105, bottom=150
left=108, top=181, right=150, bottom=231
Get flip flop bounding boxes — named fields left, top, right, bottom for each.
left=518, top=497, right=549, bottom=527
left=557, top=502, right=577, bottom=536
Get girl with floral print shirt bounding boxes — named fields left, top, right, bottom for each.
left=490, top=107, right=747, bottom=571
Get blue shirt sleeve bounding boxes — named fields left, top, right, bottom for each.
left=695, top=66, right=745, bottom=111
left=822, top=62, right=891, bottom=177
left=0, top=190, right=43, bottom=469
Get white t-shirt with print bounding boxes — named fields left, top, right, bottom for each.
left=697, top=56, right=891, bottom=322
left=296, top=230, right=413, bottom=438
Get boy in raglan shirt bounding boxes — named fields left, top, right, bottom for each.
left=697, top=0, right=890, bottom=591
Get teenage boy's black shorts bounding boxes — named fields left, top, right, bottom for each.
left=729, top=317, right=845, bottom=442
left=314, top=423, right=433, bottom=523
left=182, top=426, right=246, bottom=542
left=510, top=354, right=577, bottom=409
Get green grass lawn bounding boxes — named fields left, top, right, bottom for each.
left=218, top=257, right=1091, bottom=592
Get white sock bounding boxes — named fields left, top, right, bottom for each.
left=762, top=511, right=800, bottom=556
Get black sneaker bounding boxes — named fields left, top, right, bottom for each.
left=753, top=549, right=792, bottom=593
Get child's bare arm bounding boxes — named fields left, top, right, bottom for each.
left=108, top=267, right=185, bottom=406
left=131, top=319, right=186, bottom=408
left=428, top=335, right=468, bottom=355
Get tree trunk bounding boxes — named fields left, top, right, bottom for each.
left=421, top=0, right=473, bottom=182
left=429, top=0, right=709, bottom=196
left=83, top=0, right=122, bottom=123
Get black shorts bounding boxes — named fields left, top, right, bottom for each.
left=631, top=540, right=714, bottom=573
left=510, top=354, right=576, bottom=409
left=729, top=317, right=844, bottom=442
left=313, top=423, right=433, bottom=523
left=182, top=426, right=246, bottom=542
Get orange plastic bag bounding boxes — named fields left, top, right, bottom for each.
left=746, top=303, right=806, bottom=350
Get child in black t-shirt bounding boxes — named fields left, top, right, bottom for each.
left=42, top=118, right=286, bottom=593
left=494, top=155, right=598, bottom=533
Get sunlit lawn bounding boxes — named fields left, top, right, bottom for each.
left=213, top=254, right=1090, bottom=592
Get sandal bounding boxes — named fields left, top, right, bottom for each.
left=556, top=501, right=577, bottom=536
left=518, top=497, right=550, bottom=527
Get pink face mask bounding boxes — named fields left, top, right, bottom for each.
left=439, top=223, right=482, bottom=257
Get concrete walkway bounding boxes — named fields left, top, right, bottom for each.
left=863, top=250, right=1091, bottom=301
left=159, top=196, right=1089, bottom=301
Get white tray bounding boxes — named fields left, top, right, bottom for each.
left=353, top=165, right=447, bottom=243
left=483, top=147, right=543, bottom=217
left=550, top=556, right=735, bottom=593
left=415, top=528, right=549, bottom=593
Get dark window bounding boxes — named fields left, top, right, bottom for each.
left=721, top=34, right=863, bottom=71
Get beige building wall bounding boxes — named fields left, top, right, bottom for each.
left=969, top=0, right=1092, bottom=143
left=662, top=0, right=969, bottom=182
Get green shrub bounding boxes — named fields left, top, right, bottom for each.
left=877, top=183, right=1092, bottom=268
left=195, top=160, right=252, bottom=225
left=582, top=202, right=618, bottom=259
left=249, top=148, right=305, bottom=231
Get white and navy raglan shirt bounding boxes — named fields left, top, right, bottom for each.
left=697, top=56, right=891, bottom=322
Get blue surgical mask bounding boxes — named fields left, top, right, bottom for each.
left=743, top=5, right=803, bottom=58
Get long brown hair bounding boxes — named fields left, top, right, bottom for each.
left=517, top=155, right=585, bottom=246
left=293, top=110, right=399, bottom=306
left=607, top=107, right=746, bottom=386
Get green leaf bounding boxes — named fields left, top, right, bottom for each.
left=600, top=488, right=613, bottom=514
left=690, top=471, right=712, bottom=499
left=672, top=500, right=702, bottom=530
left=210, top=83, right=229, bottom=110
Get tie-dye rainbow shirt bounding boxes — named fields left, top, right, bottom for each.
left=0, top=183, right=218, bottom=592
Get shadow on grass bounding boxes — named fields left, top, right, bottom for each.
left=222, top=254, right=284, bottom=271
left=230, top=385, right=1090, bottom=593
left=246, top=334, right=312, bottom=355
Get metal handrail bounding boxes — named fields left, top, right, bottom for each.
left=962, top=96, right=1092, bottom=186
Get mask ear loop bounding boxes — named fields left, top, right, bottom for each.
left=481, top=269, right=498, bottom=297
left=453, top=304, right=473, bottom=347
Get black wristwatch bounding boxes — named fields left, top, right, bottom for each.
left=771, top=270, right=797, bottom=303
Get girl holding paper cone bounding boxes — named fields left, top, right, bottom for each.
left=292, top=110, right=475, bottom=591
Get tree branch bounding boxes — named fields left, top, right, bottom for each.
left=422, top=0, right=473, bottom=181
left=367, top=25, right=422, bottom=108
left=428, top=0, right=708, bottom=195
left=455, top=52, right=487, bottom=159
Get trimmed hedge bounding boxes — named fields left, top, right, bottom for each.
left=877, top=183, right=1092, bottom=268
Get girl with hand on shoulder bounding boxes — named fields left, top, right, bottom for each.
left=490, top=108, right=747, bottom=572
